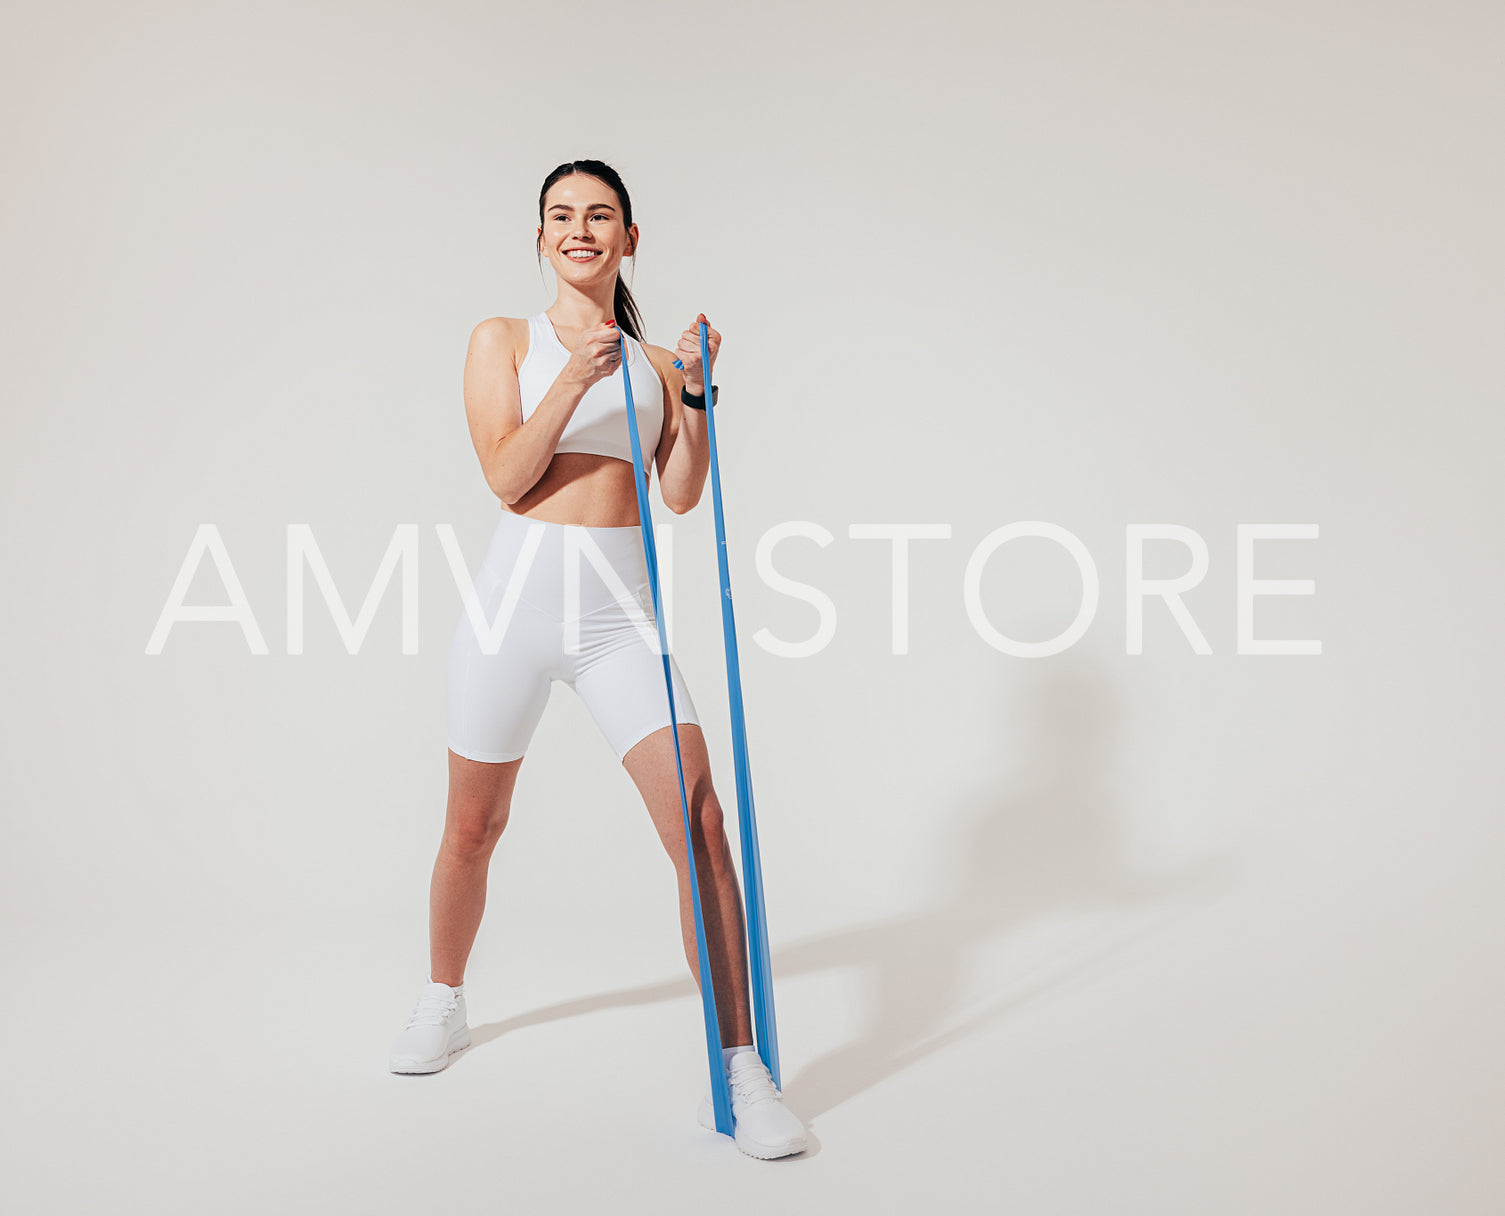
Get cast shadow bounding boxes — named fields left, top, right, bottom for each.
left=470, top=648, right=1231, bottom=1150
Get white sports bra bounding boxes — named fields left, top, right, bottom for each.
left=516, top=311, right=665, bottom=471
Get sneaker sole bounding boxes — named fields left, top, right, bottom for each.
left=389, top=1026, right=471, bottom=1074
left=696, top=1095, right=807, bottom=1159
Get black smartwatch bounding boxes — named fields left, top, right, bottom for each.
left=680, top=384, right=719, bottom=411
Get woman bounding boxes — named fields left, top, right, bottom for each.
left=388, top=160, right=806, bottom=1160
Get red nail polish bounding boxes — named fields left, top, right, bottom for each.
left=605, top=319, right=616, bottom=327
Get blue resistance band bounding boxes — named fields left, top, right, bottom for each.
left=617, top=324, right=734, bottom=1136
left=674, top=330, right=782, bottom=1090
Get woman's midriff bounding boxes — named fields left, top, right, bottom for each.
left=502, top=451, right=647, bottom=528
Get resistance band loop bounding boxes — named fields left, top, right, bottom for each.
left=692, top=321, right=782, bottom=1090
left=617, top=327, right=735, bottom=1136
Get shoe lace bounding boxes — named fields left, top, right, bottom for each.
left=405, top=990, right=459, bottom=1029
left=728, top=1060, right=782, bottom=1108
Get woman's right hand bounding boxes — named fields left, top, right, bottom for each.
left=563, top=320, right=624, bottom=387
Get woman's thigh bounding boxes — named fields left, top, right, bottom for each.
left=620, top=721, right=720, bottom=858
left=443, top=748, right=525, bottom=847
left=569, top=606, right=702, bottom=766
left=445, top=587, right=561, bottom=765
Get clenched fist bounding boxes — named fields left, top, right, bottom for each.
left=563, top=319, right=624, bottom=387
left=675, top=313, right=720, bottom=394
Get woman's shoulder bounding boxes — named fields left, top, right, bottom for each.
left=467, top=315, right=531, bottom=371
left=469, top=314, right=531, bottom=342
left=640, top=340, right=682, bottom=385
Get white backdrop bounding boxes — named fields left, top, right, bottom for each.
left=2, top=1, right=1501, bottom=1212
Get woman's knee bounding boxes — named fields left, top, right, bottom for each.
left=663, top=797, right=728, bottom=865
left=443, top=757, right=520, bottom=858
left=444, top=807, right=509, bottom=859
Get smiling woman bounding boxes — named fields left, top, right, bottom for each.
left=535, top=160, right=648, bottom=349
left=385, top=159, right=808, bottom=1159
left=460, top=162, right=694, bottom=526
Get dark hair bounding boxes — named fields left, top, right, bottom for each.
left=536, top=159, right=645, bottom=342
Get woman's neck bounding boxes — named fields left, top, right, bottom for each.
left=547, top=279, right=616, bottom=330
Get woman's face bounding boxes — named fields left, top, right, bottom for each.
left=538, top=174, right=637, bottom=286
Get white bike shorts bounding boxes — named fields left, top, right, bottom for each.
left=446, top=508, right=699, bottom=764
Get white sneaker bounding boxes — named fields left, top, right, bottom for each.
left=696, top=1052, right=807, bottom=1158
left=388, top=980, right=471, bottom=1074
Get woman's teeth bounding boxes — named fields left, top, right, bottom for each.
left=566, top=250, right=601, bottom=261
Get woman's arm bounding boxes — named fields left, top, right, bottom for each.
left=647, top=344, right=709, bottom=514
left=462, top=317, right=593, bottom=505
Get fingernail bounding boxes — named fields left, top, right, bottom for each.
left=672, top=359, right=683, bottom=369
left=605, top=319, right=616, bottom=327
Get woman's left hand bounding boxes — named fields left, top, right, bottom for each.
left=675, top=313, right=720, bottom=394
